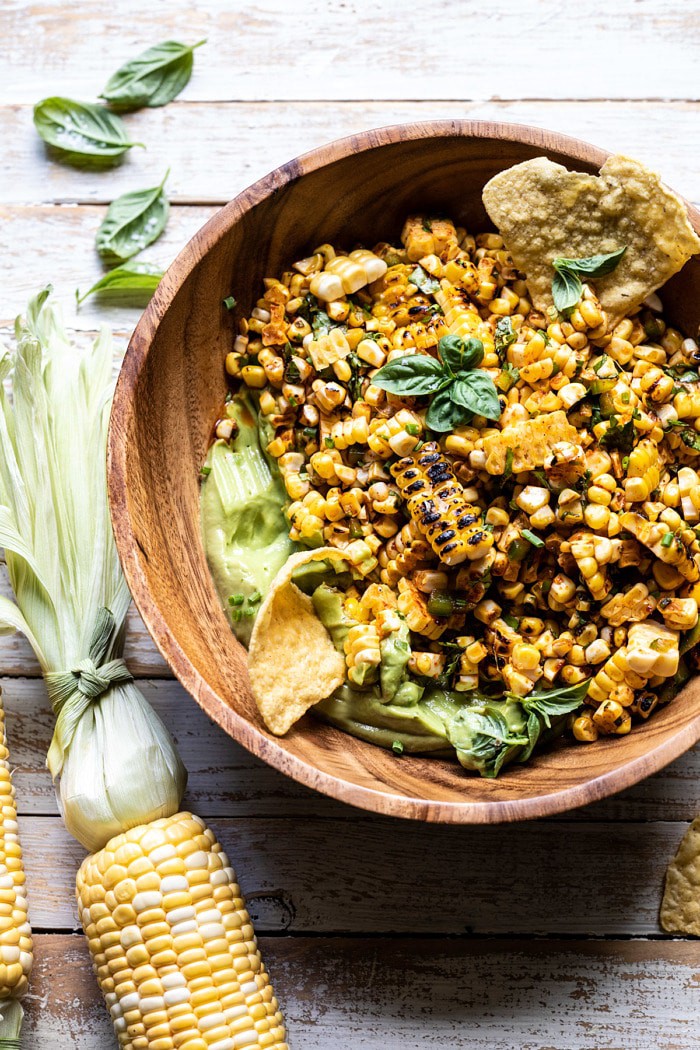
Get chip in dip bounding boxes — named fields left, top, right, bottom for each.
left=482, top=154, right=700, bottom=325
left=248, top=548, right=351, bottom=735
left=660, top=815, right=700, bottom=935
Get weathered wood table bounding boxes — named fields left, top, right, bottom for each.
left=2, top=2, right=700, bottom=1045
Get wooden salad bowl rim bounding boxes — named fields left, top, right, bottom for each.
left=108, top=120, right=700, bottom=823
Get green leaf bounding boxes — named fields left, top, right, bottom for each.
left=599, top=415, right=636, bottom=455
left=100, top=39, right=206, bottom=110
left=372, top=354, right=448, bottom=396
left=494, top=316, right=517, bottom=358
left=553, top=247, right=627, bottom=278
left=518, top=679, right=590, bottom=728
left=75, top=262, right=163, bottom=306
left=451, top=372, right=502, bottom=421
left=408, top=265, right=440, bottom=295
left=438, top=335, right=484, bottom=373
left=33, top=97, right=143, bottom=164
left=447, top=700, right=529, bottom=778
left=551, top=267, right=582, bottom=313
left=95, top=170, right=170, bottom=264
left=425, top=387, right=471, bottom=432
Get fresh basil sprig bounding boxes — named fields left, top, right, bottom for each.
left=76, top=262, right=163, bottom=306
left=101, top=40, right=207, bottom=110
left=33, top=97, right=144, bottom=164
left=551, top=247, right=627, bottom=313
left=371, top=334, right=501, bottom=433
left=96, top=170, right=170, bottom=264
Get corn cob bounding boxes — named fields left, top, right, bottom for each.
left=434, top=280, right=494, bottom=346
left=397, top=578, right=455, bottom=640
left=0, top=687, right=32, bottom=1046
left=567, top=533, right=620, bottom=601
left=587, top=647, right=648, bottom=704
left=620, top=512, right=700, bottom=582
left=401, top=217, right=459, bottom=262
left=380, top=522, right=433, bottom=585
left=77, top=812, right=287, bottom=1050
left=482, top=410, right=579, bottom=475
left=624, top=439, right=661, bottom=502
left=391, top=443, right=493, bottom=566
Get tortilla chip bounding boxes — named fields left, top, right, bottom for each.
left=660, top=815, right=700, bottom=935
left=248, top=548, right=348, bottom=735
left=482, top=154, right=700, bottom=327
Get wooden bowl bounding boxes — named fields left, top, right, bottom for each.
left=108, top=121, right=700, bottom=823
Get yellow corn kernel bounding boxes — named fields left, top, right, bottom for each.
left=572, top=713, right=599, bottom=742
left=240, top=365, right=267, bottom=389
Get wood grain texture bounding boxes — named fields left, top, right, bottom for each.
left=2, top=0, right=700, bottom=103
left=3, top=101, right=700, bottom=208
left=22, top=934, right=700, bottom=1050
left=18, top=813, right=688, bottom=935
left=109, top=121, right=700, bottom=824
left=3, top=675, right=700, bottom=823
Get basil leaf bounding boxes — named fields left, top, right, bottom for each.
left=33, top=97, right=143, bottom=164
left=76, top=262, right=163, bottom=306
left=408, top=265, right=440, bottom=295
left=599, top=415, right=636, bottom=455
left=447, top=700, right=529, bottom=778
left=437, top=335, right=483, bottom=373
left=494, top=316, right=516, bottom=358
left=451, top=372, right=502, bottom=421
left=372, top=355, right=448, bottom=396
left=101, top=40, right=206, bottom=110
left=518, top=679, right=590, bottom=727
left=96, top=170, right=170, bottom=264
left=425, top=387, right=471, bottom=432
left=553, top=247, right=627, bottom=278
left=551, top=268, right=582, bottom=313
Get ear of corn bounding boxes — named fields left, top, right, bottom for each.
left=77, top=812, right=287, bottom=1050
left=0, top=688, right=32, bottom=1047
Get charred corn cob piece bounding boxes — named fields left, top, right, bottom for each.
left=0, top=687, right=32, bottom=1043
left=434, top=280, right=494, bottom=346
left=567, top=532, right=620, bottom=601
left=77, top=812, right=287, bottom=1050
left=391, top=443, right=493, bottom=566
left=624, top=439, right=661, bottom=502
left=380, top=522, right=433, bottom=585
left=483, top=410, right=579, bottom=475
left=600, top=582, right=657, bottom=626
left=587, top=647, right=648, bottom=704
left=620, top=512, right=700, bottom=582
left=401, top=216, right=459, bottom=262
left=657, top=595, right=699, bottom=631
left=397, top=578, right=453, bottom=640
left=626, top=619, right=680, bottom=678
left=344, top=623, right=381, bottom=684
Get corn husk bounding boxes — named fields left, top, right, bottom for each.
left=0, top=288, right=186, bottom=852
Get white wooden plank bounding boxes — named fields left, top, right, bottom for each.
left=3, top=101, right=700, bottom=207
left=25, top=934, right=700, bottom=1050
left=2, top=0, right=699, bottom=103
left=3, top=675, right=700, bottom=823
left=19, top=813, right=691, bottom=935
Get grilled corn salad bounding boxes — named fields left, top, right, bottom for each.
left=203, top=214, right=700, bottom=776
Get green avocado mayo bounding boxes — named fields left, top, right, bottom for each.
left=200, top=395, right=295, bottom=645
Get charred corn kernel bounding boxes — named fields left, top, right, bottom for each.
left=657, top=596, right=698, bottom=631
left=240, top=366, right=266, bottom=389
left=593, top=700, right=632, bottom=736
left=502, top=665, right=537, bottom=696
left=511, top=643, right=540, bottom=671
left=434, top=281, right=494, bottom=348
left=599, top=582, right=656, bottom=627
left=397, top=578, right=449, bottom=639
left=584, top=503, right=611, bottom=531
left=309, top=271, right=344, bottom=302
left=344, top=539, right=378, bottom=577
left=473, top=599, right=502, bottom=625
left=485, top=506, right=509, bottom=527
left=77, top=813, right=287, bottom=1050
left=630, top=691, right=659, bottom=720
left=356, top=339, right=387, bottom=368
left=573, top=713, right=599, bottom=742
left=408, top=652, right=446, bottom=677
left=515, top=486, right=549, bottom=515
left=391, top=443, right=493, bottom=566
left=401, top=216, right=460, bottom=262
left=585, top=639, right=611, bottom=664
left=549, top=574, right=576, bottom=606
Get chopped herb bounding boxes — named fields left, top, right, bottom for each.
left=325, top=436, right=335, bottom=448
left=422, top=219, right=433, bottom=233
left=408, top=265, right=440, bottom=295
left=494, top=316, right=517, bottom=358
left=504, top=448, right=514, bottom=479
left=405, top=423, right=419, bottom=436
left=199, top=465, right=211, bottom=477
left=599, top=415, right=636, bottom=455
left=223, top=296, right=237, bottom=311
left=228, top=594, right=245, bottom=606
left=503, top=614, right=520, bottom=630
left=661, top=531, right=674, bottom=548
left=391, top=739, right=405, bottom=756
left=522, top=529, right=545, bottom=548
